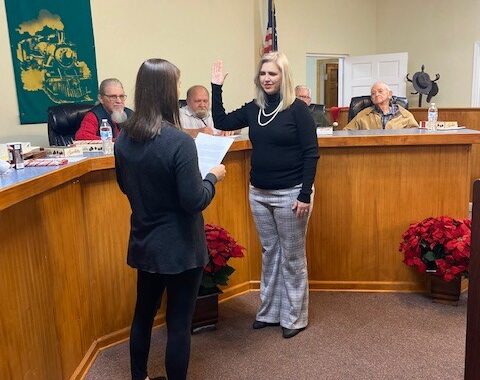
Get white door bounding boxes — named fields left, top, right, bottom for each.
left=341, top=52, right=408, bottom=106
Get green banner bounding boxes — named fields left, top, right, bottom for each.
left=5, top=0, right=98, bottom=124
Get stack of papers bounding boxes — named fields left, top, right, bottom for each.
left=195, top=133, right=234, bottom=178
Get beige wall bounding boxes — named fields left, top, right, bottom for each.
left=376, top=0, right=480, bottom=107
left=275, top=0, right=377, bottom=89
left=1, top=0, right=479, bottom=145
left=0, top=0, right=256, bottom=146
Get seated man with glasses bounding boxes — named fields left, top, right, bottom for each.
left=295, top=85, right=312, bottom=105
left=295, top=85, right=329, bottom=128
left=75, top=78, right=134, bottom=140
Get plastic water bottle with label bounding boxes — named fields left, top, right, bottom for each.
left=100, top=119, right=114, bottom=155
left=427, top=103, right=438, bottom=131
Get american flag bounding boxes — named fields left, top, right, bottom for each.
left=263, top=0, right=277, bottom=54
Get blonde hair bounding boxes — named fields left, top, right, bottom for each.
left=254, top=52, right=295, bottom=111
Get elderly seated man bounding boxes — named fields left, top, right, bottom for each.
left=180, top=85, right=235, bottom=136
left=295, top=85, right=312, bottom=106
left=345, top=81, right=418, bottom=130
left=75, top=78, right=133, bottom=140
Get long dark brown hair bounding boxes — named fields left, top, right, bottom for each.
left=123, top=58, right=181, bottom=141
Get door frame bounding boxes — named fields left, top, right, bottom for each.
left=306, top=53, right=348, bottom=106
left=471, top=41, right=480, bottom=107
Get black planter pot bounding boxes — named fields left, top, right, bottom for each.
left=429, top=274, right=462, bottom=305
left=191, top=288, right=221, bottom=334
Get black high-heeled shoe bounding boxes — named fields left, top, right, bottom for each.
left=252, top=320, right=280, bottom=329
left=282, top=327, right=305, bottom=339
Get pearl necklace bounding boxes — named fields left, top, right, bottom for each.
left=257, top=101, right=283, bottom=127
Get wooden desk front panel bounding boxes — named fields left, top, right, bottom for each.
left=335, top=107, right=480, bottom=199
left=80, top=170, right=136, bottom=339
left=0, top=181, right=94, bottom=379
left=409, top=108, right=480, bottom=198
left=307, top=144, right=471, bottom=290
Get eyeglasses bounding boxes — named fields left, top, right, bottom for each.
left=297, top=95, right=311, bottom=99
left=103, top=94, right=127, bottom=101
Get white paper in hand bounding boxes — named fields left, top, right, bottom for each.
left=194, top=133, right=234, bottom=178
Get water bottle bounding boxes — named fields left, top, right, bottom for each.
left=427, top=103, right=438, bottom=131
left=99, top=119, right=113, bottom=155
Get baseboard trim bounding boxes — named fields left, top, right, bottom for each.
left=308, top=280, right=425, bottom=292
left=73, top=314, right=166, bottom=380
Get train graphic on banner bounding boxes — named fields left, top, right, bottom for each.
left=16, top=28, right=93, bottom=103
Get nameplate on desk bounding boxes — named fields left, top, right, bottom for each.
left=73, top=140, right=103, bottom=152
left=316, top=127, right=333, bottom=136
left=45, top=146, right=83, bottom=158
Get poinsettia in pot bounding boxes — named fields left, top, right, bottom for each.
left=201, top=223, right=246, bottom=295
left=399, top=216, right=471, bottom=304
left=192, top=223, right=245, bottom=333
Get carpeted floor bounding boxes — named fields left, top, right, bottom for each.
left=86, top=291, right=467, bottom=380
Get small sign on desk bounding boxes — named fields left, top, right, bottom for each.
left=317, top=127, right=333, bottom=136
left=73, top=140, right=103, bottom=152
left=45, top=146, right=83, bottom=157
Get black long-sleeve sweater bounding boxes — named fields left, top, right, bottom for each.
left=211, top=84, right=319, bottom=203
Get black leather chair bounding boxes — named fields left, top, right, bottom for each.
left=309, top=103, right=329, bottom=128
left=179, top=99, right=187, bottom=108
left=47, top=103, right=94, bottom=146
left=347, top=95, right=409, bottom=122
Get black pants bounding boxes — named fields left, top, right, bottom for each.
left=130, top=267, right=203, bottom=380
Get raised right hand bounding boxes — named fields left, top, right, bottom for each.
left=211, top=60, right=228, bottom=85
left=209, top=164, right=226, bottom=182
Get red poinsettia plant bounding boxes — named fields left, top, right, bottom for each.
left=201, top=223, right=245, bottom=293
left=399, top=216, right=471, bottom=282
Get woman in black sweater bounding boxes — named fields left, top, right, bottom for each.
left=115, top=58, right=225, bottom=380
left=211, top=52, right=319, bottom=339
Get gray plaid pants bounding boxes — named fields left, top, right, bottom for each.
left=249, top=184, right=313, bottom=329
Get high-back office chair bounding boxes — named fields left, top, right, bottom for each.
left=47, top=103, right=94, bottom=146
left=179, top=99, right=187, bottom=108
left=347, top=95, right=409, bottom=122
left=309, top=103, right=329, bottom=128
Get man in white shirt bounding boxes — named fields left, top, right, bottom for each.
left=180, top=85, right=217, bottom=134
left=180, top=85, right=236, bottom=136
